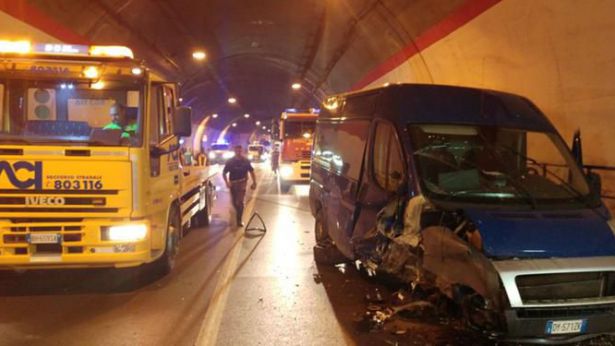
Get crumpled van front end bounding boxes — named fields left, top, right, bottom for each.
left=464, top=209, right=615, bottom=343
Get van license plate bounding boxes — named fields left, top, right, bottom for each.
left=28, top=233, right=60, bottom=244
left=546, top=319, right=587, bottom=335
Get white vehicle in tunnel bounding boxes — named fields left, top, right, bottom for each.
left=208, top=143, right=234, bottom=164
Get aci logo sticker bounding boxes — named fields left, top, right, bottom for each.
left=0, top=161, right=43, bottom=189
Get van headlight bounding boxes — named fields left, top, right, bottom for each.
left=281, top=165, right=294, bottom=178
left=223, top=152, right=235, bottom=159
left=103, top=223, right=147, bottom=242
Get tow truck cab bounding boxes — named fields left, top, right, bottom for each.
left=0, top=41, right=216, bottom=273
left=309, top=84, right=615, bottom=342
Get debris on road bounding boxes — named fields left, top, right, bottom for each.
left=365, top=288, right=384, bottom=304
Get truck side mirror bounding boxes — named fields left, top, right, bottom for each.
left=174, top=106, right=192, bottom=137
left=571, top=129, right=583, bottom=167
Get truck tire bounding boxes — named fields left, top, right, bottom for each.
left=193, top=187, right=211, bottom=227
left=280, top=181, right=291, bottom=193
left=155, top=206, right=181, bottom=276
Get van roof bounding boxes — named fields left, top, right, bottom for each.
left=322, top=84, right=556, bottom=132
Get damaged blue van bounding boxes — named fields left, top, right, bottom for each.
left=309, top=84, right=615, bottom=343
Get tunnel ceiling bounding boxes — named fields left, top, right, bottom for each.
left=24, top=0, right=465, bottom=127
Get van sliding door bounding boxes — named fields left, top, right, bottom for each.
left=313, top=119, right=370, bottom=258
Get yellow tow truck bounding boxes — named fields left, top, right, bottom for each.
left=0, top=40, right=217, bottom=274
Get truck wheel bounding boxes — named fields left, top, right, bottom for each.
left=280, top=181, right=291, bottom=193
left=155, top=207, right=181, bottom=276
left=194, top=190, right=211, bottom=227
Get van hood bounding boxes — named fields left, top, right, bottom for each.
left=465, top=208, right=615, bottom=258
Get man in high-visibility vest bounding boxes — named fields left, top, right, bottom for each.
left=104, top=102, right=137, bottom=139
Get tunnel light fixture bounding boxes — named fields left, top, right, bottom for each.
left=262, top=126, right=266, bottom=130
left=255, top=120, right=261, bottom=126
left=232, top=122, right=237, bottom=127
left=244, top=113, right=250, bottom=119
left=192, top=50, right=206, bottom=60
left=291, top=82, right=302, bottom=90
left=228, top=97, right=237, bottom=104
left=131, top=67, right=143, bottom=75
left=212, top=113, right=219, bottom=118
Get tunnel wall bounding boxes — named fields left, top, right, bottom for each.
left=0, top=10, right=58, bottom=42
left=357, top=0, right=615, bottom=203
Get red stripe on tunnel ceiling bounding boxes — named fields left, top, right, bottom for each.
left=351, top=0, right=502, bottom=91
left=0, top=0, right=88, bottom=44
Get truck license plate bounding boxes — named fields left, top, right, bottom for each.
left=28, top=233, right=60, bottom=244
left=546, top=319, right=587, bottom=335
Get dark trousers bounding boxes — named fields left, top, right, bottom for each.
left=230, top=179, right=247, bottom=222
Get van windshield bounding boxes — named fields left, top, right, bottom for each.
left=0, top=78, right=143, bottom=147
left=408, top=124, right=592, bottom=207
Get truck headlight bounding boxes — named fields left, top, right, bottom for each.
left=208, top=152, right=216, bottom=159
left=281, top=165, right=294, bottom=178
left=223, top=152, right=235, bottom=159
left=103, top=223, right=147, bottom=242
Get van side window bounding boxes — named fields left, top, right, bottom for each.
left=373, top=122, right=405, bottom=192
left=313, top=119, right=370, bottom=180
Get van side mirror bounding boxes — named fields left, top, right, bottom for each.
left=571, top=129, right=583, bottom=167
left=174, top=106, right=192, bottom=137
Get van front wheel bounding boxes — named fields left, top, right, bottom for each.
left=314, top=209, right=331, bottom=246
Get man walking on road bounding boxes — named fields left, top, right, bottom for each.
left=223, top=145, right=257, bottom=227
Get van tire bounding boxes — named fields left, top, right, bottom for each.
left=314, top=208, right=331, bottom=246
left=155, top=206, right=181, bottom=276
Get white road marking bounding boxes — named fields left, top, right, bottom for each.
left=195, top=173, right=267, bottom=346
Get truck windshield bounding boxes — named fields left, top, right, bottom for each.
left=408, top=124, right=592, bottom=207
left=282, top=120, right=315, bottom=138
left=0, top=78, right=143, bottom=147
